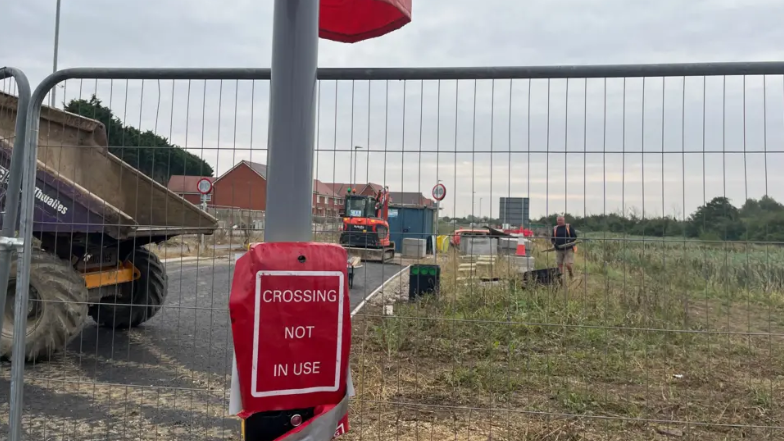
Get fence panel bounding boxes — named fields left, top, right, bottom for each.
left=5, top=63, right=784, bottom=440
left=0, top=66, right=32, bottom=441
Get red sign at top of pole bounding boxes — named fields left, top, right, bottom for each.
left=320, top=0, right=412, bottom=43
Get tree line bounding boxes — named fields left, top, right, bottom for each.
left=64, top=95, right=214, bottom=185
left=535, top=195, right=784, bottom=242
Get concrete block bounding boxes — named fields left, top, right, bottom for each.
left=460, top=236, right=497, bottom=256
left=402, top=238, right=427, bottom=258
left=497, top=237, right=532, bottom=256
left=498, top=237, right=517, bottom=253
left=504, top=256, right=536, bottom=273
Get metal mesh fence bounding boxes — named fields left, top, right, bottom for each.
left=2, top=65, right=784, bottom=440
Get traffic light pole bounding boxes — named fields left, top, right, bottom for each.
left=247, top=0, right=319, bottom=439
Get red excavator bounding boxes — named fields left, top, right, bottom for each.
left=339, top=187, right=395, bottom=263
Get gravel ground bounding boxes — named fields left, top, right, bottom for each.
left=0, top=256, right=402, bottom=440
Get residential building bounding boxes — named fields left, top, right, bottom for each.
left=327, top=182, right=385, bottom=198
left=192, top=159, right=339, bottom=216
left=166, top=175, right=215, bottom=205
left=211, top=160, right=268, bottom=211
left=313, top=180, right=341, bottom=217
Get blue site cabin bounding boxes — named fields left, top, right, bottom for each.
left=387, top=204, right=437, bottom=254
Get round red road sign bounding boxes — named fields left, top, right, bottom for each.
left=197, top=178, right=213, bottom=195
left=432, top=183, right=446, bottom=201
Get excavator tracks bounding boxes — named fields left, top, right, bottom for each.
left=343, top=246, right=395, bottom=263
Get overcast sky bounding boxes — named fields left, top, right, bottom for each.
left=3, top=0, right=784, bottom=219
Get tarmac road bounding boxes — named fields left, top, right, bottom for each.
left=0, top=257, right=402, bottom=440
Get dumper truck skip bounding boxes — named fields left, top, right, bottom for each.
left=0, top=92, right=218, bottom=361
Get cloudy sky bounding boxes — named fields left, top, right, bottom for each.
left=3, top=0, right=784, bottom=219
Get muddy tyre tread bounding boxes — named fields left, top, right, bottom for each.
left=1, top=249, right=89, bottom=361
left=88, top=248, right=167, bottom=329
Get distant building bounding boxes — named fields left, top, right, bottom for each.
left=210, top=160, right=268, bottom=211
left=167, top=175, right=215, bottom=205
left=325, top=182, right=384, bottom=216
left=327, top=182, right=384, bottom=198
left=168, top=160, right=341, bottom=216
left=312, top=179, right=341, bottom=217
left=499, top=197, right=530, bottom=227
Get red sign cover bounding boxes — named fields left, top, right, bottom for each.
left=320, top=0, right=412, bottom=43
left=230, top=242, right=351, bottom=414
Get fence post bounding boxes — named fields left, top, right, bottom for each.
left=0, top=66, right=31, bottom=357
left=1, top=66, right=32, bottom=441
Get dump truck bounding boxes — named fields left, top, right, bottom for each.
left=0, top=92, right=218, bottom=361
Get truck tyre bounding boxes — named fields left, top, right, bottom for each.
left=89, top=248, right=167, bottom=329
left=1, top=249, right=89, bottom=361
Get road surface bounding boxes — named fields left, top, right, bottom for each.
left=0, top=257, right=402, bottom=440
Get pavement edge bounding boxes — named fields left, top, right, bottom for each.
left=350, top=265, right=411, bottom=317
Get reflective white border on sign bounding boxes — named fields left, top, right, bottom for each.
left=251, top=270, right=345, bottom=397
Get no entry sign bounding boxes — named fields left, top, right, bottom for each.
left=230, top=242, right=352, bottom=415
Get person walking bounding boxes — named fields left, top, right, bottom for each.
left=551, top=216, right=577, bottom=279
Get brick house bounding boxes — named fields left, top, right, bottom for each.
left=327, top=182, right=384, bottom=199
left=211, top=160, right=268, bottom=210
left=326, top=182, right=384, bottom=216
left=167, top=175, right=215, bottom=205
left=313, top=180, right=341, bottom=217
left=207, top=159, right=339, bottom=215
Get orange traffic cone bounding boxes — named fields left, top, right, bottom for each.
left=515, top=237, right=527, bottom=256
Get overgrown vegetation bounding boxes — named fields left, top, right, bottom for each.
left=65, top=95, right=214, bottom=184
left=349, top=236, right=784, bottom=440
left=536, top=195, right=784, bottom=242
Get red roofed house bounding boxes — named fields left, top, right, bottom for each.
left=313, top=180, right=341, bottom=217
left=327, top=182, right=384, bottom=198
left=202, top=159, right=340, bottom=216
left=167, top=175, right=215, bottom=205
left=211, top=160, right=268, bottom=211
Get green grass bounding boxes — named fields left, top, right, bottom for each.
left=347, top=239, right=784, bottom=441
left=581, top=233, right=784, bottom=306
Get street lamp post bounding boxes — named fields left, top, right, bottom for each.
left=51, top=0, right=62, bottom=108
left=353, top=146, right=362, bottom=191
left=435, top=179, right=442, bottom=262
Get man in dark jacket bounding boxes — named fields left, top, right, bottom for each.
left=551, top=216, right=577, bottom=279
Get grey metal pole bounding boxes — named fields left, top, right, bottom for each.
left=434, top=200, right=439, bottom=261
left=0, top=67, right=31, bottom=355
left=9, top=74, right=40, bottom=441
left=265, top=0, right=319, bottom=240
left=353, top=146, right=361, bottom=191
left=434, top=180, right=441, bottom=262
left=249, top=1, right=319, bottom=437
left=50, top=0, right=62, bottom=108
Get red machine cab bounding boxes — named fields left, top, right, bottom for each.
left=339, top=188, right=395, bottom=263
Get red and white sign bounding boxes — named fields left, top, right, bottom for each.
left=196, top=177, right=213, bottom=195
left=250, top=269, right=345, bottom=398
left=229, top=242, right=352, bottom=420
left=432, top=183, right=446, bottom=201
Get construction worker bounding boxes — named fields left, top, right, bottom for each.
left=551, top=216, right=577, bottom=279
